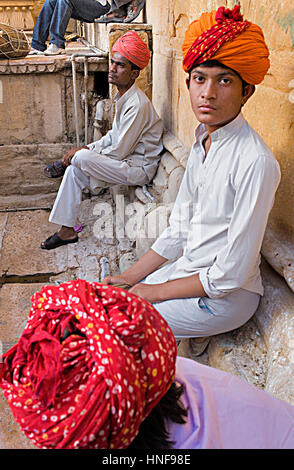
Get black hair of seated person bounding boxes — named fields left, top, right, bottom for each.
left=188, top=59, right=250, bottom=96
left=130, top=61, right=141, bottom=71
left=128, top=382, right=188, bottom=449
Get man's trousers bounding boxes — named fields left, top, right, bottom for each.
left=49, top=149, right=133, bottom=227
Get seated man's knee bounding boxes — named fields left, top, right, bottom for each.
left=71, top=148, right=91, bottom=169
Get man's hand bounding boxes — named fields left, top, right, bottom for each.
left=61, top=146, right=89, bottom=167
left=129, top=283, right=164, bottom=304
left=102, top=275, right=132, bottom=288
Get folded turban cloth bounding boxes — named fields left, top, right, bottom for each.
left=182, top=5, right=270, bottom=85
left=0, top=280, right=177, bottom=449
left=112, top=30, right=151, bottom=69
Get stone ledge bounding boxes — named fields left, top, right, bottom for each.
left=0, top=143, right=73, bottom=206
left=0, top=43, right=108, bottom=74
left=254, top=259, right=294, bottom=405
left=162, top=130, right=189, bottom=168
left=262, top=223, right=294, bottom=293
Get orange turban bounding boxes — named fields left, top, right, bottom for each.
left=112, top=31, right=151, bottom=70
left=182, top=5, right=270, bottom=84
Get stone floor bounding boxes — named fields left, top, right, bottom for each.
left=0, top=188, right=268, bottom=449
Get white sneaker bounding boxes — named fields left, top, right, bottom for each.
left=28, top=47, right=44, bottom=55
left=44, top=44, right=64, bottom=56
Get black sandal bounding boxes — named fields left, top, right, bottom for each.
left=124, top=0, right=145, bottom=23
left=41, top=232, right=78, bottom=250
left=95, top=7, right=126, bottom=23
left=44, top=160, right=66, bottom=178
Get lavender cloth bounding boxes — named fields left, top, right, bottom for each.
left=169, top=357, right=294, bottom=449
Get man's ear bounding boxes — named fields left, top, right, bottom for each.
left=242, top=84, right=255, bottom=106
left=131, top=69, right=140, bottom=81
left=186, top=76, right=190, bottom=90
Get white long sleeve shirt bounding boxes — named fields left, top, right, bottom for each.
left=87, top=84, right=163, bottom=184
left=151, top=113, right=281, bottom=299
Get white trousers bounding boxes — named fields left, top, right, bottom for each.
left=143, top=265, right=260, bottom=339
left=49, top=149, right=134, bottom=227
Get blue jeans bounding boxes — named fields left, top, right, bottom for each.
left=31, top=0, right=110, bottom=51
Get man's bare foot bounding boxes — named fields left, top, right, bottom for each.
left=57, top=226, right=77, bottom=240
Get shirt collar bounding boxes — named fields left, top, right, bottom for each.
left=195, top=112, right=246, bottom=144
left=114, top=83, right=137, bottom=107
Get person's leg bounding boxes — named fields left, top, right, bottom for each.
left=31, top=0, right=58, bottom=51
left=72, top=148, right=143, bottom=187
left=46, top=0, right=110, bottom=50
left=48, top=147, right=131, bottom=230
left=43, top=148, right=143, bottom=248
left=41, top=162, right=90, bottom=249
left=48, top=164, right=90, bottom=229
left=150, top=288, right=260, bottom=341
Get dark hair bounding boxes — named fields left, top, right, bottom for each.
left=128, top=382, right=188, bottom=449
left=188, top=59, right=250, bottom=95
left=130, top=61, right=141, bottom=71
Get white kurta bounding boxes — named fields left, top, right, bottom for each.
left=49, top=83, right=163, bottom=227
left=87, top=83, right=164, bottom=185
left=150, top=112, right=281, bottom=300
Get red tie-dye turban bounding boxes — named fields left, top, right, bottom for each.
left=0, top=280, right=177, bottom=449
left=182, top=5, right=270, bottom=85
left=112, top=30, right=151, bottom=69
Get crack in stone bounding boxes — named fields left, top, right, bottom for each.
left=0, top=272, right=65, bottom=285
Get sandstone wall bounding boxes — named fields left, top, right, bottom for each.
left=145, top=0, right=294, bottom=256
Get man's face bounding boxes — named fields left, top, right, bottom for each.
left=108, top=51, right=138, bottom=89
left=187, top=64, right=254, bottom=133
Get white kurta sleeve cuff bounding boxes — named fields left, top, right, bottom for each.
left=198, top=268, right=228, bottom=299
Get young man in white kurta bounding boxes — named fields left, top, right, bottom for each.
left=102, top=63, right=280, bottom=341
left=49, top=83, right=163, bottom=228
left=143, top=112, right=280, bottom=337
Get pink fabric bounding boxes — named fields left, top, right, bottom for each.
left=169, top=357, right=294, bottom=449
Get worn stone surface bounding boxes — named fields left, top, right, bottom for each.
left=0, top=392, right=35, bottom=449
left=0, top=210, right=69, bottom=277
left=262, top=222, right=294, bottom=293
left=0, top=144, right=71, bottom=206
left=206, top=319, right=267, bottom=389
left=0, top=283, right=44, bottom=344
left=254, top=260, right=294, bottom=405
left=162, top=166, right=185, bottom=204
left=0, top=50, right=108, bottom=146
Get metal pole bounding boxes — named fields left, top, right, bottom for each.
left=71, top=55, right=80, bottom=147
left=84, top=57, right=89, bottom=145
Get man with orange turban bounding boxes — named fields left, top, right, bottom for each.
left=102, top=6, right=281, bottom=356
left=41, top=31, right=163, bottom=250
left=2, top=279, right=294, bottom=449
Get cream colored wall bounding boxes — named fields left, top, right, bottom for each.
left=146, top=0, right=294, bottom=244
